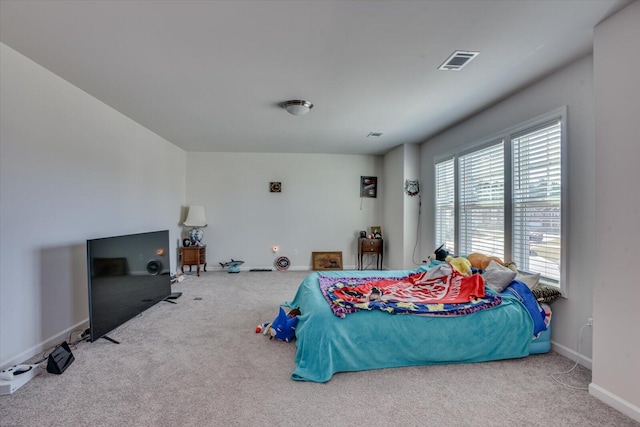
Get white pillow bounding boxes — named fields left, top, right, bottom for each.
left=486, top=259, right=541, bottom=289
left=483, top=269, right=517, bottom=293
left=515, top=272, right=540, bottom=290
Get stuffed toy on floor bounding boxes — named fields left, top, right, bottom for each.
left=255, top=307, right=300, bottom=342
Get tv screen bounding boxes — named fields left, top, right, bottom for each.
left=87, top=230, right=171, bottom=342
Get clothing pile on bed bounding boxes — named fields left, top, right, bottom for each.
left=321, top=256, right=553, bottom=337
left=320, top=263, right=502, bottom=318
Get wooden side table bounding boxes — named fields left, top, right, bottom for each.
left=358, top=238, right=383, bottom=270
left=181, top=245, right=207, bottom=276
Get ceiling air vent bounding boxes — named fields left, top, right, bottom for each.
left=438, top=50, right=480, bottom=71
left=367, top=132, right=383, bottom=138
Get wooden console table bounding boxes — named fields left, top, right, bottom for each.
left=181, top=245, right=207, bottom=276
left=358, top=238, right=383, bottom=270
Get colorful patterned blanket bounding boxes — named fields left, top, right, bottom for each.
left=319, top=269, right=501, bottom=318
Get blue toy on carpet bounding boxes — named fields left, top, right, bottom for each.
left=255, top=307, right=300, bottom=342
left=219, top=259, right=244, bottom=273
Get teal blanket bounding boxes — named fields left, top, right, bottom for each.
left=285, top=267, right=533, bottom=382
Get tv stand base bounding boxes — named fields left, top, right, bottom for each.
left=102, top=335, right=120, bottom=344
left=164, top=292, right=182, bottom=304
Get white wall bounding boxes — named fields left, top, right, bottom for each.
left=184, top=152, right=383, bottom=270
left=420, top=55, right=597, bottom=364
left=403, top=144, right=421, bottom=268
left=383, top=146, right=404, bottom=269
left=0, top=44, right=187, bottom=368
left=592, top=1, right=640, bottom=420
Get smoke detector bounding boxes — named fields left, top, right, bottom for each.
left=438, top=50, right=480, bottom=71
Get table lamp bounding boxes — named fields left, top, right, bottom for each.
left=183, top=205, right=207, bottom=245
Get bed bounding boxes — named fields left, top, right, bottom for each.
left=284, top=265, right=551, bottom=382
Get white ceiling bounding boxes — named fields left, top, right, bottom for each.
left=0, top=0, right=631, bottom=155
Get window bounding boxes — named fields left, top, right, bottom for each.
left=459, top=141, right=504, bottom=259
left=512, top=121, right=562, bottom=283
left=435, top=158, right=455, bottom=254
left=434, top=111, right=564, bottom=287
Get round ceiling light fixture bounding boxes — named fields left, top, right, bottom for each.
left=283, top=100, right=313, bottom=116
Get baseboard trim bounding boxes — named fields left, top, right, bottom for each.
left=212, top=265, right=363, bottom=272
left=204, top=264, right=393, bottom=273
left=1, top=319, right=88, bottom=370
left=550, top=340, right=592, bottom=370
left=589, top=382, right=640, bottom=423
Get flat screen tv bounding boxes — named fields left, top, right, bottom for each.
left=86, top=230, right=171, bottom=342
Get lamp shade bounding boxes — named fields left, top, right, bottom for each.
left=183, top=205, right=207, bottom=227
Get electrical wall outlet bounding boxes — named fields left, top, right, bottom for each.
left=293, top=249, right=298, bottom=256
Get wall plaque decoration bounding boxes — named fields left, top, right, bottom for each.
left=270, top=182, right=282, bottom=193
left=404, top=179, right=420, bottom=196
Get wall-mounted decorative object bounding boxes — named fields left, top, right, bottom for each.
left=312, top=251, right=343, bottom=271
left=270, top=182, right=282, bottom=193
left=404, top=179, right=420, bottom=196
left=360, top=176, right=377, bottom=198
left=371, top=226, right=382, bottom=239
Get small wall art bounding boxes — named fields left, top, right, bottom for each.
left=270, top=182, right=282, bottom=193
left=360, top=176, right=377, bottom=198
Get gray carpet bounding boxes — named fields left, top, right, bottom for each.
left=1, top=271, right=637, bottom=427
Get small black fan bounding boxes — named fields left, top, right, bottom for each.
left=275, top=256, right=291, bottom=271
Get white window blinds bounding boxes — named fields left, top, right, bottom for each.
left=432, top=111, right=563, bottom=287
left=435, top=158, right=455, bottom=254
left=512, top=120, right=562, bottom=282
left=458, top=141, right=505, bottom=258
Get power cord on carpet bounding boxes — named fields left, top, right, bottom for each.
left=32, top=328, right=89, bottom=365
left=550, top=322, right=591, bottom=390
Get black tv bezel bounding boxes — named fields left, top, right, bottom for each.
left=86, top=230, right=171, bottom=342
